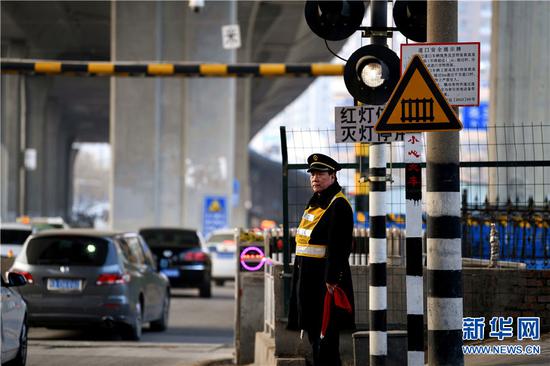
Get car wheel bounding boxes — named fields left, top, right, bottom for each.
left=199, top=279, right=212, bottom=298
left=214, top=279, right=225, bottom=287
left=9, top=316, right=28, bottom=366
left=150, top=291, right=170, bottom=331
left=122, top=301, right=142, bottom=341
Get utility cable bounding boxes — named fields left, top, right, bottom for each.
left=324, top=39, right=347, bottom=62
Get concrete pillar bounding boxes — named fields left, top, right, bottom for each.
left=24, top=86, right=71, bottom=219
left=488, top=1, right=550, bottom=204
left=2, top=39, right=72, bottom=221
left=66, top=143, right=78, bottom=221
left=427, top=2, right=464, bottom=365
left=24, top=78, right=52, bottom=216
left=181, top=2, right=237, bottom=233
left=233, top=2, right=260, bottom=230
left=110, top=1, right=237, bottom=232
left=0, top=74, right=22, bottom=222
left=0, top=41, right=26, bottom=221
left=110, top=1, right=185, bottom=230
left=234, top=78, right=251, bottom=228
left=41, top=98, right=62, bottom=215
left=48, top=105, right=72, bottom=218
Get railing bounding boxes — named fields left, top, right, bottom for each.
left=461, top=192, right=550, bottom=269
left=265, top=226, right=407, bottom=268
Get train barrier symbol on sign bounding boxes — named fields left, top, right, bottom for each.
left=400, top=98, right=435, bottom=122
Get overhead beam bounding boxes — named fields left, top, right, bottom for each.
left=1, top=59, right=343, bottom=77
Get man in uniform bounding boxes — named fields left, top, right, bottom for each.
left=288, top=153, right=355, bottom=366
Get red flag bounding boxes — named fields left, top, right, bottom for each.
left=320, top=291, right=332, bottom=339
left=320, top=286, right=352, bottom=339
left=334, top=287, right=352, bottom=313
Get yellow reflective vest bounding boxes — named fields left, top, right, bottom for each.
left=295, top=191, right=350, bottom=258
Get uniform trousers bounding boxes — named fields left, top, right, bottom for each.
left=307, top=322, right=341, bottom=366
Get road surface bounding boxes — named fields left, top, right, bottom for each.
left=26, top=284, right=235, bottom=366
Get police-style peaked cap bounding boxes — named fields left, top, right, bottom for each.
left=307, top=153, right=342, bottom=173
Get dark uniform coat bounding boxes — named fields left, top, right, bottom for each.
left=287, top=181, right=355, bottom=333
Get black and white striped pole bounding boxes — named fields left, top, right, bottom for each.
left=369, top=142, right=387, bottom=365
left=427, top=1, right=464, bottom=365
left=368, top=1, right=389, bottom=364
left=405, top=133, right=424, bottom=365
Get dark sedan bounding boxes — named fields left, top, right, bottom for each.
left=139, top=228, right=212, bottom=298
left=9, top=229, right=170, bottom=340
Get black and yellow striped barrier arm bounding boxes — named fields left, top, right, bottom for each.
left=1, top=59, right=344, bottom=77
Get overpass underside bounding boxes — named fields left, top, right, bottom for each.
left=4, top=1, right=547, bottom=232
left=1, top=1, right=344, bottom=231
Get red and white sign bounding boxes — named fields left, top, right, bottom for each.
left=401, top=42, right=480, bottom=106
left=404, top=133, right=423, bottom=164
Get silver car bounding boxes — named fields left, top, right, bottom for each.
left=1, top=272, right=28, bottom=366
left=1, top=223, right=34, bottom=259
left=9, top=229, right=170, bottom=340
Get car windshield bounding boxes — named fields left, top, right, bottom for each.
left=1, top=229, right=32, bottom=245
left=208, top=234, right=234, bottom=243
left=140, top=229, right=200, bottom=249
left=26, top=236, right=109, bottom=266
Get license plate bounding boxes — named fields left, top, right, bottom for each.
left=217, top=252, right=234, bottom=259
left=161, top=268, right=179, bottom=278
left=47, top=278, right=82, bottom=291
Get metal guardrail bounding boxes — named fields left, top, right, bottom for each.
left=461, top=193, right=550, bottom=269
left=263, top=262, right=276, bottom=337
left=265, top=226, right=408, bottom=268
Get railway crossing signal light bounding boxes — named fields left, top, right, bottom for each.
left=392, top=0, right=427, bottom=43
left=304, top=0, right=365, bottom=41
left=344, top=44, right=400, bottom=105
left=304, top=0, right=427, bottom=104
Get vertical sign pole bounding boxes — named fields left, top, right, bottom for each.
left=368, top=142, right=387, bottom=366
left=369, top=3, right=388, bottom=364
left=405, top=133, right=424, bottom=365
left=426, top=1, right=464, bottom=365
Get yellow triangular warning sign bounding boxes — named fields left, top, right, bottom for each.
left=209, top=200, right=221, bottom=212
left=374, top=55, right=462, bottom=133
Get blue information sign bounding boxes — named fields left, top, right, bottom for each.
left=461, top=101, right=488, bottom=129
left=203, top=196, right=227, bottom=238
